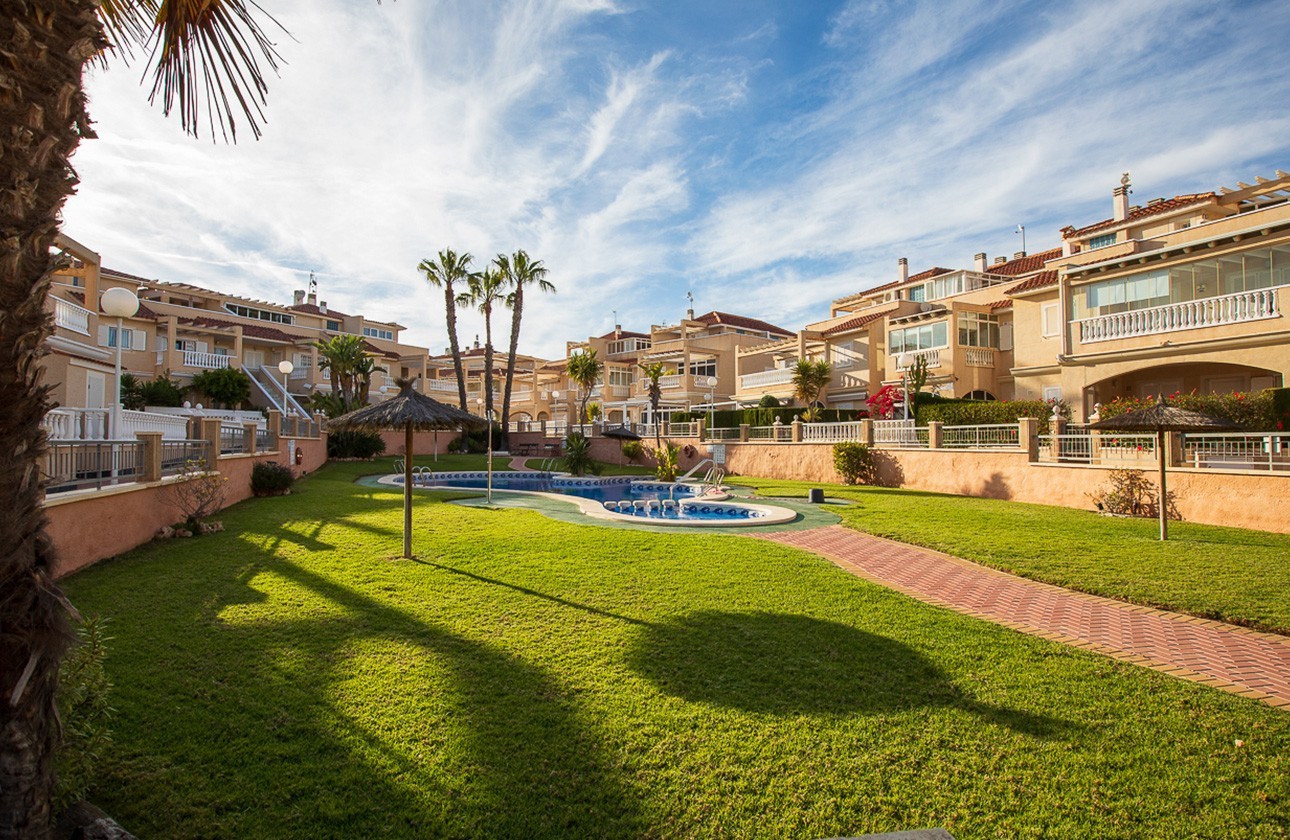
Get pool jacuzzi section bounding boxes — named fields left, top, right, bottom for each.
left=382, top=471, right=798, bottom=528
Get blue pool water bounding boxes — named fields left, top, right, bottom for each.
left=395, top=473, right=698, bottom=504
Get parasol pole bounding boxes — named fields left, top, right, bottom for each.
left=404, top=422, right=414, bottom=558
left=1158, top=428, right=1168, bottom=541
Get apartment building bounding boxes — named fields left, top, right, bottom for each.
left=44, top=236, right=431, bottom=417
left=1009, top=172, right=1290, bottom=418
left=423, top=343, right=553, bottom=419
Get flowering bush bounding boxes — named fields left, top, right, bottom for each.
left=1098, top=390, right=1276, bottom=430
left=1089, top=469, right=1180, bottom=520
left=866, top=385, right=899, bottom=420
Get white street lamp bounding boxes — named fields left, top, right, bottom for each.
left=277, top=360, right=294, bottom=415
left=705, top=375, right=718, bottom=429
left=101, top=287, right=139, bottom=441
left=552, top=391, right=562, bottom=434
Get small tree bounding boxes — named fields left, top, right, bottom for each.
left=758, top=394, right=781, bottom=408
left=905, top=354, right=929, bottom=409
left=191, top=367, right=251, bottom=409
left=833, top=442, right=877, bottom=485
left=638, top=361, right=667, bottom=448
left=792, top=359, right=832, bottom=421
left=567, top=349, right=602, bottom=435
left=163, top=459, right=227, bottom=533
left=653, top=441, right=681, bottom=481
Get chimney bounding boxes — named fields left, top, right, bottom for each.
left=319, top=301, right=327, bottom=314
left=897, top=257, right=909, bottom=284
left=993, top=256, right=1007, bottom=265
left=307, top=290, right=317, bottom=306
left=614, top=324, right=622, bottom=339
left=1113, top=172, right=1131, bottom=221
left=293, top=290, right=305, bottom=305
left=973, top=252, right=987, bottom=272
left=1013, top=251, right=1026, bottom=260
left=474, top=334, right=481, bottom=350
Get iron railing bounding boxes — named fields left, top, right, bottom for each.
left=1181, top=432, right=1290, bottom=472
left=941, top=424, right=1021, bottom=449
left=44, top=441, right=145, bottom=493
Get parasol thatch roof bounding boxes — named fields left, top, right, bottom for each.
left=600, top=425, right=641, bottom=440
left=327, top=380, right=487, bottom=432
left=1088, top=396, right=1240, bottom=433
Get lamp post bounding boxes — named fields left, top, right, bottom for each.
left=101, top=287, right=140, bottom=441
left=477, top=398, right=495, bottom=505
left=278, top=360, right=294, bottom=416
left=705, top=375, right=718, bottom=430
left=897, top=352, right=913, bottom=421
left=552, top=390, right=562, bottom=436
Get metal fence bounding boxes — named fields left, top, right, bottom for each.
left=706, top=427, right=743, bottom=441
left=748, top=425, right=793, bottom=442
left=799, top=421, right=866, bottom=444
left=161, top=440, right=212, bottom=475
left=941, top=424, right=1021, bottom=450
left=1181, top=432, right=1290, bottom=472
left=219, top=425, right=246, bottom=454
left=45, top=441, right=145, bottom=493
left=1037, top=433, right=1157, bottom=465
left=255, top=428, right=273, bottom=452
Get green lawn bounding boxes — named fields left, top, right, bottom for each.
left=731, top=477, right=1290, bottom=635
left=62, top=461, right=1289, bottom=838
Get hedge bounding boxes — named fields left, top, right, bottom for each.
left=914, top=396, right=1068, bottom=434
left=1097, top=390, right=1278, bottom=431
left=673, top=407, right=866, bottom=428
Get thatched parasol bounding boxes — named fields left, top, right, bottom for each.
left=600, top=425, right=641, bottom=441
left=1088, top=396, right=1238, bottom=540
left=328, top=379, right=487, bottom=557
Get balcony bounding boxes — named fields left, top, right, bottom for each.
left=1075, top=288, right=1279, bottom=344
left=893, top=348, right=941, bottom=369
left=658, top=375, right=716, bottom=391
left=54, top=298, right=92, bottom=335
left=964, top=347, right=995, bottom=368
left=739, top=368, right=795, bottom=390
left=184, top=350, right=232, bottom=370
left=424, top=379, right=457, bottom=393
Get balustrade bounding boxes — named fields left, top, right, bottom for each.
left=1076, top=288, right=1279, bottom=343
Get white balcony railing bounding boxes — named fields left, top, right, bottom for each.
left=118, top=409, right=192, bottom=440
left=964, top=347, right=995, bottom=368
left=893, top=348, right=941, bottom=370
left=54, top=298, right=92, bottom=335
left=739, top=368, right=795, bottom=390
left=1076, top=288, right=1280, bottom=344
left=42, top=408, right=109, bottom=441
left=509, top=389, right=533, bottom=402
left=659, top=375, right=682, bottom=389
left=424, top=379, right=457, bottom=393
left=183, top=350, right=232, bottom=370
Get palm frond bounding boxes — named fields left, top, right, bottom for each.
left=96, top=0, right=159, bottom=63
left=144, top=0, right=288, bottom=142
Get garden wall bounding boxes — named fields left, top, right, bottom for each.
left=46, top=436, right=328, bottom=579
left=717, top=442, right=1289, bottom=534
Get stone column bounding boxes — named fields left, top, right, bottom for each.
left=696, top=417, right=707, bottom=441
left=1018, top=417, right=1040, bottom=463
left=791, top=419, right=803, bottom=443
left=739, top=423, right=749, bottom=442
left=199, top=418, right=223, bottom=467
left=266, top=410, right=282, bottom=450
left=859, top=419, right=874, bottom=446
left=243, top=422, right=258, bottom=454
left=928, top=421, right=943, bottom=449
left=136, top=431, right=163, bottom=482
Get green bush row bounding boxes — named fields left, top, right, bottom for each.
left=1097, top=390, right=1279, bottom=431
left=327, top=430, right=387, bottom=459
left=914, top=396, right=1068, bottom=434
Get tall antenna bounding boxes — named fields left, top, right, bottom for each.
left=1015, top=224, right=1026, bottom=254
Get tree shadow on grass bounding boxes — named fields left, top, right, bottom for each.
left=626, top=610, right=1069, bottom=738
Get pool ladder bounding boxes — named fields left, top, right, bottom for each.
left=697, top=466, right=725, bottom=496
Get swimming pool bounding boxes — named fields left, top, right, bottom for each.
left=383, top=471, right=798, bottom=527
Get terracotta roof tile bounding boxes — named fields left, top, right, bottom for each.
left=597, top=329, right=650, bottom=340
left=1062, top=193, right=1215, bottom=239
left=290, top=302, right=351, bottom=319
left=361, top=339, right=403, bottom=360
left=984, top=247, right=1062, bottom=277
left=989, top=299, right=1014, bottom=311
left=693, top=311, right=793, bottom=336
left=68, top=289, right=158, bottom=319
left=822, top=311, right=885, bottom=336
left=1005, top=270, right=1059, bottom=295
left=181, top=315, right=306, bottom=343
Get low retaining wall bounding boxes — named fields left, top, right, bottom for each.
left=717, top=442, right=1289, bottom=534
left=46, top=436, right=327, bottom=578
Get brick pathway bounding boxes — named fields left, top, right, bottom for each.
left=508, top=457, right=534, bottom=471
left=757, top=525, right=1290, bottom=708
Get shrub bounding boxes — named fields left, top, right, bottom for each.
left=191, top=367, right=252, bottom=409
left=327, top=430, right=386, bottom=459
left=758, top=394, right=781, bottom=408
left=119, top=373, right=145, bottom=410
left=251, top=461, right=295, bottom=496
left=1089, top=469, right=1180, bottom=520
left=832, top=442, right=877, bottom=485
left=163, top=459, right=227, bottom=530
left=56, top=616, right=113, bottom=811
left=562, top=432, right=600, bottom=476
left=620, top=439, right=643, bottom=461
left=1098, top=390, right=1276, bottom=431
left=653, top=441, right=680, bottom=481
left=137, top=372, right=186, bottom=407
left=1274, top=387, right=1290, bottom=432
left=916, top=397, right=1070, bottom=433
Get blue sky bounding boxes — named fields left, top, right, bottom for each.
left=64, top=0, right=1290, bottom=358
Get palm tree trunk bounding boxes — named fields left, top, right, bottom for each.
left=2, top=4, right=104, bottom=837
left=444, top=285, right=467, bottom=411
left=501, top=285, right=523, bottom=439
left=482, top=304, right=494, bottom=449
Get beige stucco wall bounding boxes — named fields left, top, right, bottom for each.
left=48, top=436, right=328, bottom=578
left=717, top=442, right=1289, bottom=534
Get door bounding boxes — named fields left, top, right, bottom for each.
left=245, top=349, right=265, bottom=369
left=85, top=370, right=106, bottom=408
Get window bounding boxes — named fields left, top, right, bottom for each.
left=607, top=368, right=635, bottom=387
left=889, top=321, right=947, bottom=354
left=1042, top=386, right=1062, bottom=402
left=224, top=303, right=294, bottom=324
left=104, top=326, right=135, bottom=349
left=831, top=340, right=864, bottom=369
left=1041, top=303, right=1060, bottom=338
left=688, top=360, right=717, bottom=378
left=326, top=320, right=341, bottom=332
left=1087, top=233, right=1117, bottom=250
left=363, top=326, right=394, bottom=341
left=957, top=312, right=1000, bottom=347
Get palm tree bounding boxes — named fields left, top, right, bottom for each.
left=567, top=349, right=603, bottom=436
left=462, top=267, right=508, bottom=448
left=315, top=334, right=367, bottom=413
left=417, top=250, right=474, bottom=411
left=792, top=359, right=833, bottom=421
left=495, top=251, right=554, bottom=433
left=2, top=3, right=296, bottom=835
left=638, top=361, right=667, bottom=448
